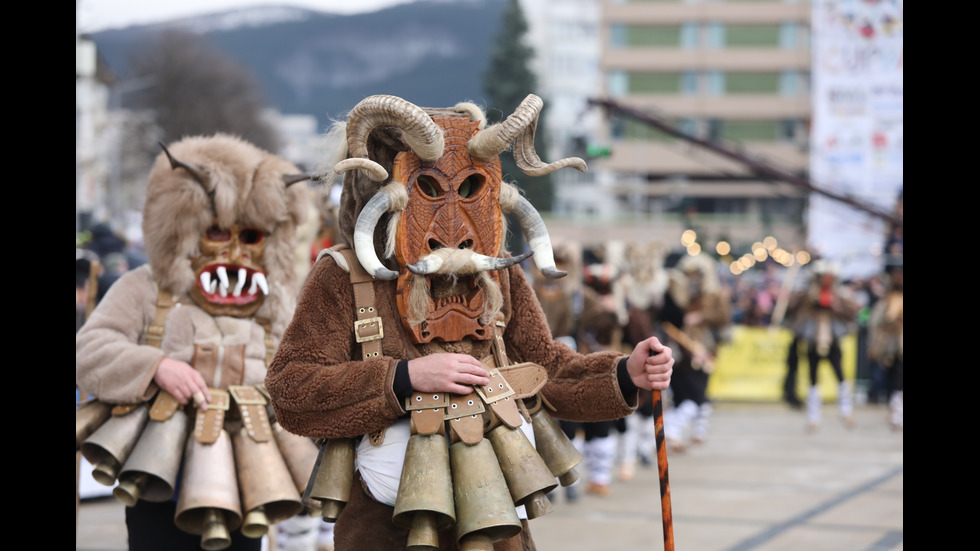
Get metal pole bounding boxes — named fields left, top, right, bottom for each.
left=586, top=98, right=902, bottom=229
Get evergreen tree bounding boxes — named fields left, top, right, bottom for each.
left=483, top=0, right=554, bottom=254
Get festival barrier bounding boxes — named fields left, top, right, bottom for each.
left=707, top=326, right=857, bottom=402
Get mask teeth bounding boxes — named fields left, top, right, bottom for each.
left=200, top=272, right=218, bottom=294
left=232, top=268, right=247, bottom=297
left=216, top=266, right=230, bottom=297
left=249, top=272, right=270, bottom=296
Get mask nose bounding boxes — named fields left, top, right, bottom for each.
left=428, top=238, right=474, bottom=251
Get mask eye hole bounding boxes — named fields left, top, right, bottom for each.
left=458, top=174, right=484, bottom=199
left=239, top=228, right=264, bottom=245
left=417, top=175, right=441, bottom=198
left=205, top=226, right=231, bottom=242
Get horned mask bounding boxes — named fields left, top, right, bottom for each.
left=333, top=94, right=587, bottom=343
left=143, top=134, right=311, bottom=319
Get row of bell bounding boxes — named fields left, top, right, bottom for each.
left=302, top=404, right=583, bottom=551
left=76, top=398, right=320, bottom=551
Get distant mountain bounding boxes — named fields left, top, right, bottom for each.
left=87, top=0, right=507, bottom=129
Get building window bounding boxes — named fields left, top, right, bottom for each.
left=779, top=70, right=800, bottom=96
left=707, top=118, right=723, bottom=142
left=725, top=24, right=782, bottom=47
left=681, top=23, right=699, bottom=49
left=621, top=118, right=688, bottom=142
left=725, top=72, right=781, bottom=94
left=607, top=71, right=629, bottom=97
left=611, top=117, right=626, bottom=139
left=706, top=71, right=725, bottom=95
left=629, top=72, right=684, bottom=93
left=678, top=118, right=699, bottom=136
left=681, top=71, right=699, bottom=95
left=706, top=22, right=725, bottom=49
left=780, top=23, right=800, bottom=49
left=626, top=25, right=683, bottom=47
left=610, top=24, right=627, bottom=49
left=779, top=119, right=808, bottom=144
left=721, top=120, right=781, bottom=142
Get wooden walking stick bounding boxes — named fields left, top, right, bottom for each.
left=652, top=387, right=675, bottom=551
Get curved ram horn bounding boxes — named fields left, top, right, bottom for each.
left=505, top=194, right=567, bottom=279
left=333, top=158, right=388, bottom=182
left=352, top=188, right=400, bottom=280
left=467, top=94, right=587, bottom=177
left=345, top=94, right=445, bottom=165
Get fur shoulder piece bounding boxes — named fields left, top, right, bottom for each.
left=316, top=244, right=351, bottom=272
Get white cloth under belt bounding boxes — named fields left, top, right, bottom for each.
left=355, top=416, right=537, bottom=519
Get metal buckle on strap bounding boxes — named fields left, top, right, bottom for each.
left=354, top=317, right=384, bottom=343
left=145, top=323, right=165, bottom=344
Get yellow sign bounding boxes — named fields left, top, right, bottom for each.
left=707, top=326, right=857, bottom=402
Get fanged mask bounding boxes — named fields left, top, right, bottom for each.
left=189, top=223, right=269, bottom=317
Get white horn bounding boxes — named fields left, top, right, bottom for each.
left=507, top=195, right=566, bottom=279
left=353, top=190, right=400, bottom=280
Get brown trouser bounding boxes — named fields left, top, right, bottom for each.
left=333, top=471, right=537, bottom=551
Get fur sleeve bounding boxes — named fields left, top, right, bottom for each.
left=265, top=255, right=407, bottom=440
left=75, top=266, right=165, bottom=404
left=502, top=266, right=636, bottom=422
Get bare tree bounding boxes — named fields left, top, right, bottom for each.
left=128, top=29, right=280, bottom=152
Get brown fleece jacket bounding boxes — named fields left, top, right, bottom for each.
left=265, top=253, right=638, bottom=441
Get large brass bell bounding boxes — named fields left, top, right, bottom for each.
left=487, top=424, right=557, bottom=520
left=529, top=407, right=583, bottom=487
left=392, top=432, right=455, bottom=551
left=232, top=428, right=305, bottom=538
left=80, top=403, right=150, bottom=486
left=174, top=429, right=243, bottom=551
left=76, top=399, right=112, bottom=451
left=304, top=437, right=356, bottom=522
left=272, top=421, right=320, bottom=498
left=450, top=439, right=522, bottom=551
left=113, top=407, right=193, bottom=506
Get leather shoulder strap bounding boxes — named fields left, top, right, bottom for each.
left=335, top=246, right=384, bottom=361
left=145, top=289, right=176, bottom=349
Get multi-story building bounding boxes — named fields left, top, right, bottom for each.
left=76, top=34, right=111, bottom=236
left=537, top=0, right=813, bottom=262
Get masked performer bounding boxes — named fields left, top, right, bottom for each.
left=264, top=94, right=674, bottom=551
left=661, top=253, right=731, bottom=452
left=868, top=258, right=903, bottom=430
left=792, top=260, right=860, bottom=430
left=616, top=240, right=670, bottom=481
left=76, top=134, right=318, bottom=551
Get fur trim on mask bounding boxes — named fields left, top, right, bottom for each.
left=142, top=134, right=310, bottom=318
